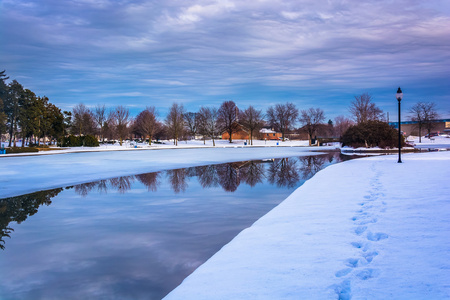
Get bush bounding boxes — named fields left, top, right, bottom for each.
left=80, top=135, right=99, bottom=147
left=58, top=135, right=99, bottom=147
left=5, top=147, right=39, bottom=154
left=342, top=120, right=404, bottom=149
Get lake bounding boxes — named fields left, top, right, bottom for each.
left=0, top=152, right=355, bottom=300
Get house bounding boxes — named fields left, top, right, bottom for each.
left=221, top=123, right=249, bottom=140
left=259, top=128, right=282, bottom=140
left=221, top=126, right=283, bottom=140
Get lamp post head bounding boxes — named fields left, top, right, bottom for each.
left=396, top=87, right=403, bottom=102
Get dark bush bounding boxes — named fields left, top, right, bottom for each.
left=58, top=135, right=99, bottom=147
left=342, top=120, right=404, bottom=148
left=5, top=147, right=39, bottom=154
left=80, top=135, right=99, bottom=147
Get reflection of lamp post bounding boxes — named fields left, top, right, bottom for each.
left=396, top=87, right=403, bottom=163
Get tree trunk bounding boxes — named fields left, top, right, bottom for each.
left=419, top=124, right=422, bottom=143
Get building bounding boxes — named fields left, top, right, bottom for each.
left=260, top=128, right=282, bottom=140
left=389, top=119, right=450, bottom=136
left=221, top=127, right=282, bottom=140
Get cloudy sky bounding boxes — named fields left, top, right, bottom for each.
left=1, top=0, right=449, bottom=121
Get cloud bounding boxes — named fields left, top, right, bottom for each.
left=1, top=0, right=449, bottom=119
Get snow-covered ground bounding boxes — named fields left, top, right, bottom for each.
left=0, top=139, right=312, bottom=156
left=0, top=144, right=331, bottom=198
left=165, top=151, right=450, bottom=299
left=407, top=135, right=450, bottom=150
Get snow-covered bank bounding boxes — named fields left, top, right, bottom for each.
left=0, top=146, right=329, bottom=198
left=408, top=135, right=450, bottom=150
left=164, top=152, right=450, bottom=299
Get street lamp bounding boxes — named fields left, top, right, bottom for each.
left=396, top=87, right=403, bottom=163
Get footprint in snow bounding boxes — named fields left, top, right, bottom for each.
left=334, top=279, right=352, bottom=300
left=335, top=268, right=352, bottom=278
left=367, top=232, right=388, bottom=241
left=355, top=226, right=367, bottom=235
left=356, top=268, right=379, bottom=280
left=363, top=251, right=378, bottom=263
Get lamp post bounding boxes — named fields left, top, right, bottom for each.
left=396, top=87, right=403, bottom=163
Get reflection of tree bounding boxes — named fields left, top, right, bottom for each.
left=166, top=168, right=188, bottom=193
left=268, top=158, right=300, bottom=188
left=109, top=176, right=134, bottom=194
left=240, top=161, right=265, bottom=187
left=195, top=165, right=219, bottom=188
left=298, top=156, right=327, bottom=179
left=136, top=172, right=160, bottom=192
left=97, top=180, right=108, bottom=194
left=0, top=189, right=62, bottom=250
left=216, top=162, right=240, bottom=192
left=74, top=181, right=98, bottom=197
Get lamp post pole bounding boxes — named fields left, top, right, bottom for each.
left=396, top=87, right=403, bottom=163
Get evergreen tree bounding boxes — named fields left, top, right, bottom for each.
left=0, top=71, right=8, bottom=138
left=4, top=80, right=24, bottom=147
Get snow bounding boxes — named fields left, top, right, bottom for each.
left=0, top=142, right=331, bottom=198
left=164, top=151, right=450, bottom=299
left=0, top=139, right=311, bottom=156
left=407, top=135, right=450, bottom=150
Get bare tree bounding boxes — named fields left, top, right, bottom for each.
left=217, top=100, right=238, bottom=143
left=197, top=106, right=219, bottom=146
left=266, top=102, right=299, bottom=141
left=409, top=102, right=438, bottom=142
left=93, top=104, right=107, bottom=142
left=135, top=106, right=161, bottom=145
left=239, top=106, right=264, bottom=145
left=349, top=93, right=383, bottom=124
left=334, top=115, right=354, bottom=138
left=165, top=103, right=185, bottom=146
left=112, top=105, right=130, bottom=146
left=299, top=108, right=325, bottom=146
left=103, top=110, right=117, bottom=142
left=184, top=112, right=200, bottom=140
left=72, top=103, right=96, bottom=136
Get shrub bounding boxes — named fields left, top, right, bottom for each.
left=80, top=135, right=99, bottom=147
left=5, top=147, right=39, bottom=154
left=58, top=135, right=99, bottom=147
left=342, top=120, right=404, bottom=148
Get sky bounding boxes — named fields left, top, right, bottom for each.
left=1, top=0, right=449, bottom=121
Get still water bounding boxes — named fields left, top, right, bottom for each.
left=1, top=153, right=353, bottom=300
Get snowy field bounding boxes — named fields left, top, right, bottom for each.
left=0, top=139, right=312, bottom=156
left=165, top=151, right=450, bottom=299
left=0, top=143, right=332, bottom=198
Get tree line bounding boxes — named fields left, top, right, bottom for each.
left=0, top=70, right=440, bottom=148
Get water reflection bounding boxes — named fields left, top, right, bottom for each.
left=72, top=155, right=334, bottom=196
left=0, top=189, right=63, bottom=250
left=136, top=172, right=160, bottom=192
left=0, top=153, right=353, bottom=251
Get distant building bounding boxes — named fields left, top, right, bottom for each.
left=389, top=119, right=450, bottom=136
left=221, top=127, right=283, bottom=140
left=221, top=123, right=249, bottom=140
left=260, top=128, right=282, bottom=140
